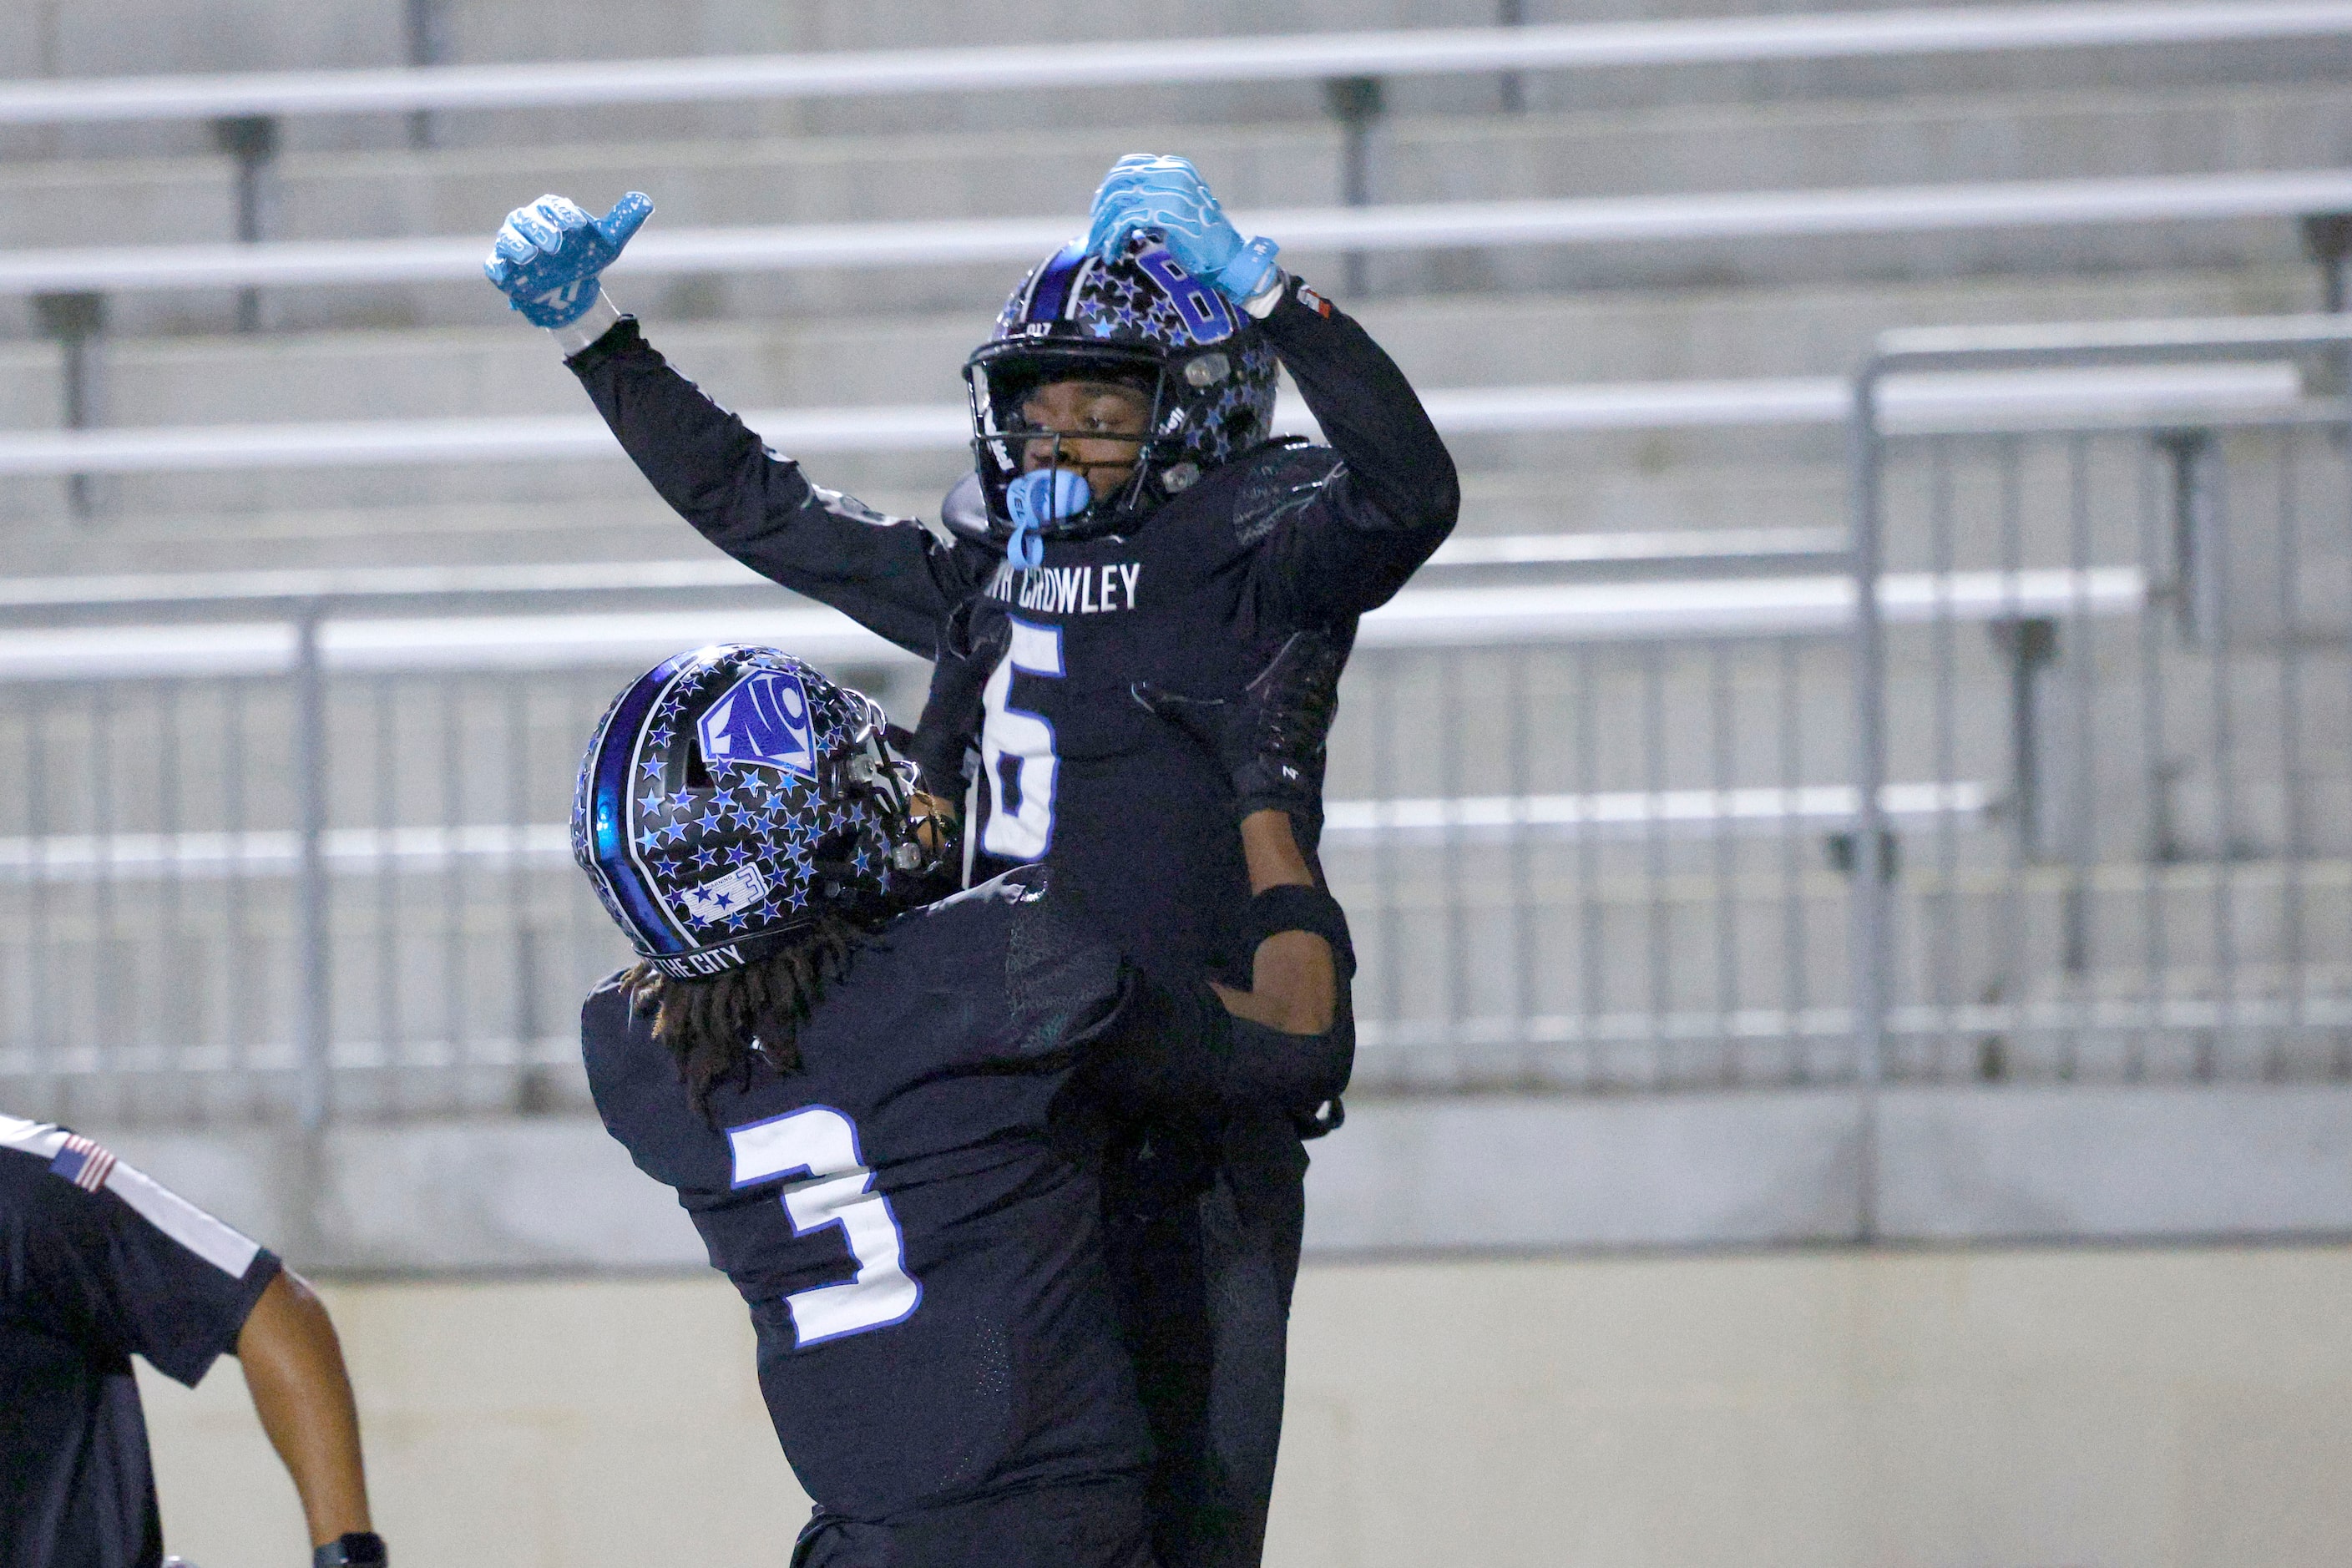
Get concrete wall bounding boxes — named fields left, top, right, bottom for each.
left=78, top=1085, right=2352, bottom=1275
left=139, top=1245, right=2352, bottom=1568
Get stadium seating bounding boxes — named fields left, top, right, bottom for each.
left=3, top=1, right=2347, bottom=1115
left=0, top=26, right=2339, bottom=557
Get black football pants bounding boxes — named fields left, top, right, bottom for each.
left=788, top=1477, right=1156, bottom=1568
left=1102, top=1105, right=1309, bottom=1568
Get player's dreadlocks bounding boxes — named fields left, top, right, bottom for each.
left=624, top=912, right=876, bottom=1118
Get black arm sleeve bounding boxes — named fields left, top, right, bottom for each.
left=1083, top=973, right=1353, bottom=1121
left=5, top=1147, right=281, bottom=1388
left=567, top=317, right=984, bottom=655
left=1248, top=277, right=1461, bottom=627
left=904, top=599, right=999, bottom=798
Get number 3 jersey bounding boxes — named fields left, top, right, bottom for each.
left=579, top=865, right=1350, bottom=1553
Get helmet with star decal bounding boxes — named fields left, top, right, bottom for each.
left=959, top=230, right=1280, bottom=549
left=572, top=645, right=936, bottom=979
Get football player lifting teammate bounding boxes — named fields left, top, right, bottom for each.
left=491, top=157, right=1457, bottom=1566
left=572, top=634, right=1353, bottom=1568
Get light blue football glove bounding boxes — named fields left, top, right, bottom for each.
left=1084, top=154, right=1280, bottom=305
left=483, top=192, right=653, bottom=329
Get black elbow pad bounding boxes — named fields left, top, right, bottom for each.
left=1243, top=883, right=1355, bottom=979
left=1225, top=1009, right=1353, bottom=1116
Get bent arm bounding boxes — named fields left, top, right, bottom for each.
left=1090, top=974, right=1351, bottom=1120
left=1086, top=810, right=1353, bottom=1117
left=1210, top=808, right=1337, bottom=1035
left=1251, top=277, right=1460, bottom=625
left=237, top=1270, right=373, bottom=1550
left=565, top=315, right=978, bottom=655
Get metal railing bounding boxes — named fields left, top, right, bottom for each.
left=1850, top=315, right=2352, bottom=1093
left=3, top=315, right=2347, bottom=1125
left=0, top=574, right=923, bottom=1130
left=4, top=169, right=2349, bottom=299
left=2, top=3, right=2341, bottom=126
left=1327, top=316, right=2352, bottom=1103
left=0, top=554, right=2098, bottom=1122
left=0, top=362, right=2304, bottom=477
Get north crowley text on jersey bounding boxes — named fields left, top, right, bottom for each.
left=986, top=560, right=1143, bottom=615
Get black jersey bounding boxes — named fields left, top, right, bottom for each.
left=572, top=269, right=1439, bottom=1568
left=581, top=867, right=1348, bottom=1565
left=569, top=274, right=1457, bottom=984
left=0, top=1117, right=281, bottom=1568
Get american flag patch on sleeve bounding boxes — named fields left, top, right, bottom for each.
left=49, top=1133, right=118, bottom=1192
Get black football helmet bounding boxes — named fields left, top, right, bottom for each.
left=960, top=232, right=1280, bottom=550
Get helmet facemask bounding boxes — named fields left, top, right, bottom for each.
left=962, top=235, right=1280, bottom=554
left=821, top=706, right=952, bottom=893
left=965, top=341, right=1179, bottom=544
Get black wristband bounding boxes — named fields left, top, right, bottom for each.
left=315, top=1533, right=387, bottom=1568
left=1243, top=884, right=1355, bottom=979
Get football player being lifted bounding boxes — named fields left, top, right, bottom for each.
left=573, top=636, right=1353, bottom=1568
left=490, top=156, right=1458, bottom=1566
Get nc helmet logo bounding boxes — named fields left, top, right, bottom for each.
left=698, top=669, right=817, bottom=779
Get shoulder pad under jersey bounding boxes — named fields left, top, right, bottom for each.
left=1227, top=438, right=1344, bottom=548
left=941, top=470, right=996, bottom=548
left=908, top=861, right=1049, bottom=921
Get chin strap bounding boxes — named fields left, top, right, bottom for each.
left=1004, top=516, right=1045, bottom=571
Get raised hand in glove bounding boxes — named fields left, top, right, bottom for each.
left=1084, top=154, right=1282, bottom=305
left=483, top=192, right=652, bottom=328
left=1132, top=630, right=1346, bottom=828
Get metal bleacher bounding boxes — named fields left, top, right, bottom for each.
left=7, top=3, right=2346, bottom=124
left=3, top=0, right=2349, bottom=1125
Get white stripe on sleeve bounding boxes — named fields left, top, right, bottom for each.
left=0, top=1115, right=67, bottom=1158
left=102, top=1158, right=265, bottom=1279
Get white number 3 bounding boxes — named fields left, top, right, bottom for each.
left=727, top=1105, right=923, bottom=1348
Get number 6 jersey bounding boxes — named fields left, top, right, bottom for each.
left=567, top=271, right=1456, bottom=986
left=580, top=865, right=1350, bottom=1565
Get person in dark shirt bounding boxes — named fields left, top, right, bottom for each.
left=0, top=1116, right=382, bottom=1568
left=571, top=635, right=1351, bottom=1568
left=493, top=158, right=1448, bottom=1565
